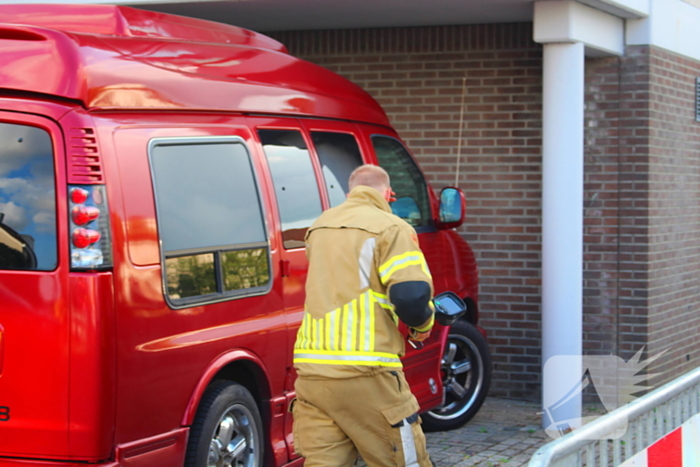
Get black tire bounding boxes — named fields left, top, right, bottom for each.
left=421, top=320, right=492, bottom=432
left=185, top=381, right=264, bottom=467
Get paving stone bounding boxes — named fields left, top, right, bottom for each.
left=352, top=397, right=554, bottom=467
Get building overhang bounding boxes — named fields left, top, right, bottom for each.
left=0, top=0, right=647, bottom=33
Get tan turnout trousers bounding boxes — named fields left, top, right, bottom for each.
left=293, top=371, right=431, bottom=467
left=293, top=186, right=434, bottom=466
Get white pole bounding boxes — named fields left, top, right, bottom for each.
left=541, top=41, right=584, bottom=432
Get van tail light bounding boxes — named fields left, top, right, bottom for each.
left=71, top=206, right=100, bottom=225
left=69, top=185, right=112, bottom=270
left=72, top=228, right=101, bottom=248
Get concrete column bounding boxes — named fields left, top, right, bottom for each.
left=541, top=41, right=584, bottom=431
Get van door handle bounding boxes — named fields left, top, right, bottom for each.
left=281, top=260, right=290, bottom=277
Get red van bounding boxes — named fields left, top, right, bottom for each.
left=0, top=4, right=491, bottom=466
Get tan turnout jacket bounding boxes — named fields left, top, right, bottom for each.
left=293, top=186, right=434, bottom=379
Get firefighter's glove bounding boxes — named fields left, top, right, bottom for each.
left=408, top=327, right=431, bottom=342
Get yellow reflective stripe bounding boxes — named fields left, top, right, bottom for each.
left=333, top=308, right=340, bottom=351
left=324, top=313, right=331, bottom=351
left=349, top=300, right=357, bottom=351
left=379, top=251, right=431, bottom=284
left=297, top=291, right=382, bottom=354
left=329, top=310, right=335, bottom=351
left=304, top=313, right=312, bottom=348
left=359, top=293, right=367, bottom=351
left=341, top=303, right=352, bottom=350
left=413, top=314, right=434, bottom=333
left=294, top=349, right=399, bottom=358
left=368, top=292, right=375, bottom=351
left=294, top=318, right=303, bottom=350
left=379, top=251, right=415, bottom=275
left=320, top=318, right=325, bottom=350
left=294, top=358, right=403, bottom=367
left=296, top=314, right=309, bottom=350
left=293, top=349, right=402, bottom=367
left=372, top=290, right=399, bottom=326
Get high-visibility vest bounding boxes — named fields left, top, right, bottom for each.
left=294, top=186, right=433, bottom=379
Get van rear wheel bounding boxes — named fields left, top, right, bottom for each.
left=185, top=381, right=264, bottom=467
left=421, top=320, right=492, bottom=432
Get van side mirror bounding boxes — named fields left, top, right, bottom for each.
left=436, top=187, right=465, bottom=229
left=432, top=291, right=466, bottom=326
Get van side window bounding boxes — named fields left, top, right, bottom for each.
left=372, top=136, right=431, bottom=228
left=310, top=132, right=363, bottom=207
left=150, top=138, right=270, bottom=303
left=0, top=123, right=57, bottom=271
left=258, top=130, right=323, bottom=249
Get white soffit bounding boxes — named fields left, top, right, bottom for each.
left=577, top=0, right=649, bottom=18
left=534, top=1, right=624, bottom=56
left=627, top=0, right=700, bottom=62
left=109, top=0, right=535, bottom=32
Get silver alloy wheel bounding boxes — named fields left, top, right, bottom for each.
left=207, top=403, right=258, bottom=467
left=430, top=334, right=485, bottom=420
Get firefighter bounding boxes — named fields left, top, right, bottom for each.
left=292, top=164, right=435, bottom=467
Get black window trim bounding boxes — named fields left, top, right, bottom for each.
left=148, top=136, right=273, bottom=309
left=370, top=133, right=437, bottom=234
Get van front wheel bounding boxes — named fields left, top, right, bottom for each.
left=185, top=381, right=264, bottom=467
left=421, top=320, right=492, bottom=432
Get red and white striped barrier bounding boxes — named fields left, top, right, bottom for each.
left=620, top=413, right=700, bottom=466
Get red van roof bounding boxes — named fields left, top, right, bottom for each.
left=0, top=4, right=390, bottom=126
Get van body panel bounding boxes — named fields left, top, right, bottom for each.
left=67, top=272, right=116, bottom=460
left=105, top=119, right=288, bottom=446
left=115, top=428, right=188, bottom=467
left=1, top=6, right=484, bottom=465
left=0, top=5, right=390, bottom=127
left=0, top=111, right=71, bottom=458
left=0, top=98, right=73, bottom=122
left=0, top=461, right=117, bottom=467
left=0, top=4, right=286, bottom=52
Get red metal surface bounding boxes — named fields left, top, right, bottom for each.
left=0, top=112, right=71, bottom=460
left=115, top=429, right=189, bottom=467
left=0, top=7, right=481, bottom=466
left=67, top=273, right=116, bottom=460
left=0, top=5, right=390, bottom=127
left=0, top=4, right=286, bottom=52
left=0, top=461, right=117, bottom=467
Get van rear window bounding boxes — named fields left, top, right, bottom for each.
left=0, top=123, right=57, bottom=271
left=150, top=138, right=270, bottom=304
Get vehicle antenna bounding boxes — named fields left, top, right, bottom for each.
left=454, top=77, right=467, bottom=187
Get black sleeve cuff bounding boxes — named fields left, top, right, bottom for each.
left=389, top=281, right=433, bottom=328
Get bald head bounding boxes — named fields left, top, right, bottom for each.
left=348, top=164, right=391, bottom=193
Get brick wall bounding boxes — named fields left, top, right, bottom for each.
left=271, top=24, right=546, bottom=400
left=583, top=54, right=624, bottom=359
left=581, top=45, right=700, bottom=394
left=645, top=47, right=700, bottom=385
left=269, top=25, right=700, bottom=400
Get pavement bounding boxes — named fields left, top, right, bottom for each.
left=424, top=397, right=551, bottom=467
left=358, top=397, right=551, bottom=467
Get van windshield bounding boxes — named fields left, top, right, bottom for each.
left=0, top=123, right=57, bottom=271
